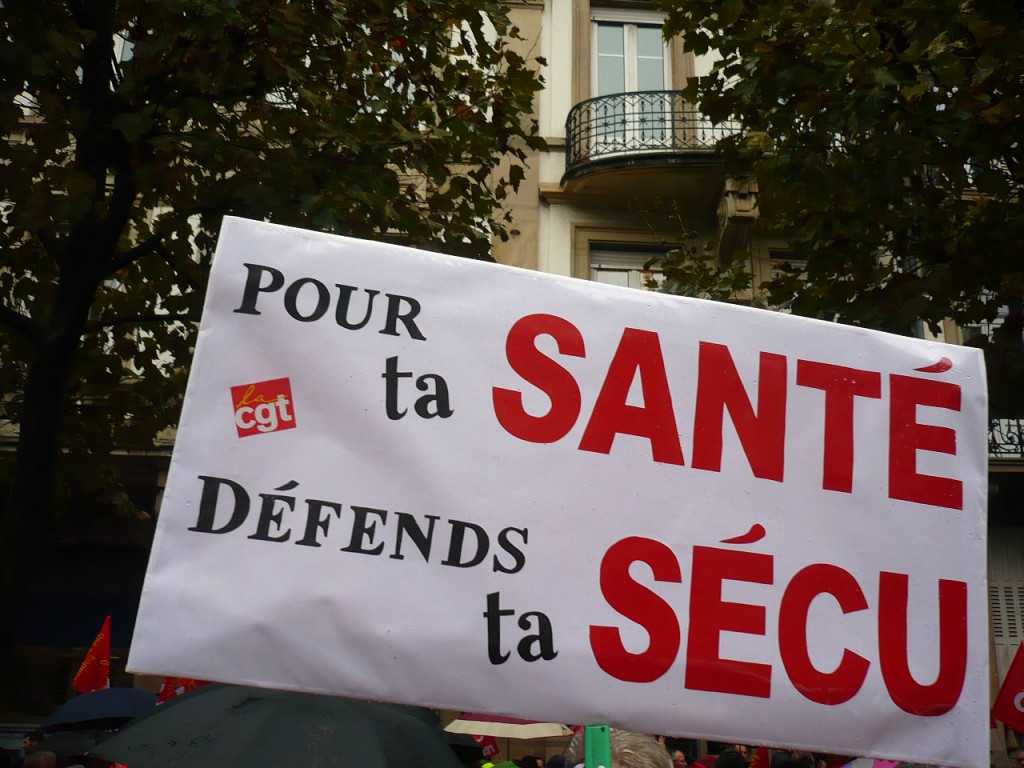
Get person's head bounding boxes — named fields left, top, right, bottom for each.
left=609, top=731, right=672, bottom=768
left=716, top=747, right=749, bottom=768
left=783, top=753, right=815, bottom=768
left=21, top=731, right=44, bottom=755
left=22, top=751, right=57, bottom=768
left=672, top=749, right=688, bottom=768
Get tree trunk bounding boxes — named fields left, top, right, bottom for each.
left=0, top=270, right=99, bottom=699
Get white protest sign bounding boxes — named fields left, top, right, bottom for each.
left=130, top=217, right=989, bottom=768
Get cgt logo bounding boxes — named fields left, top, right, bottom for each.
left=230, top=377, right=297, bottom=438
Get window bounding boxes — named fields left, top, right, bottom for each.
left=594, top=22, right=667, bottom=96
left=766, top=248, right=806, bottom=282
left=113, top=32, right=134, bottom=64
left=962, top=300, right=1023, bottom=348
left=590, top=10, right=671, bottom=150
left=590, top=244, right=668, bottom=290
left=592, top=11, right=669, bottom=97
left=990, top=528, right=1024, bottom=689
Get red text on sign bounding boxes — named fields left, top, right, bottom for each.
left=589, top=537, right=968, bottom=717
left=491, top=314, right=964, bottom=510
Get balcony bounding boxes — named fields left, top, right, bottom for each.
left=991, top=418, right=1024, bottom=460
left=560, top=90, right=741, bottom=207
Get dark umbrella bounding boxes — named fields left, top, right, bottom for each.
left=42, top=687, right=157, bottom=731
left=443, top=731, right=486, bottom=765
left=39, top=729, right=106, bottom=757
left=90, top=683, right=465, bottom=768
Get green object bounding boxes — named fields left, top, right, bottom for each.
left=585, top=724, right=612, bottom=768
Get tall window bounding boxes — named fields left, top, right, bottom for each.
left=591, top=12, right=671, bottom=149
left=594, top=22, right=667, bottom=97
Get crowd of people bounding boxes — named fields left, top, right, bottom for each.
left=6, top=719, right=1012, bottom=768
left=503, top=733, right=831, bottom=768
left=0, top=730, right=56, bottom=768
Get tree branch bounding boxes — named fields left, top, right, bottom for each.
left=0, top=302, right=42, bottom=341
left=107, top=233, right=205, bottom=295
left=107, top=231, right=167, bottom=274
left=157, top=241, right=205, bottom=294
left=33, top=228, right=62, bottom=261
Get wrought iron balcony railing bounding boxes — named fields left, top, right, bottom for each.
left=991, top=418, right=1024, bottom=459
left=564, top=90, right=741, bottom=177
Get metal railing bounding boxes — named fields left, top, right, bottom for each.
left=991, top=418, right=1024, bottom=459
left=565, top=90, right=741, bottom=174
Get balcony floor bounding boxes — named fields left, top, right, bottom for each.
left=552, top=154, right=728, bottom=219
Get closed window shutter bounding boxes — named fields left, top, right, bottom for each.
left=990, top=528, right=1024, bottom=680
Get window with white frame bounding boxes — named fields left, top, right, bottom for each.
left=590, top=9, right=671, bottom=149
left=590, top=244, right=668, bottom=290
left=591, top=9, right=670, bottom=96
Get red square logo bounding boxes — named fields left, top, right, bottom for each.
left=230, top=377, right=297, bottom=438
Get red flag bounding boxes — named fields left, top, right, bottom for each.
left=471, top=735, right=501, bottom=758
left=993, top=641, right=1024, bottom=731
left=72, top=615, right=111, bottom=693
left=157, top=676, right=210, bottom=704
left=748, top=747, right=770, bottom=768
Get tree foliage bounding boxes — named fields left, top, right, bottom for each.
left=0, top=0, right=543, bottom=663
left=659, top=0, right=1024, bottom=413
left=647, top=244, right=759, bottom=305
left=628, top=198, right=759, bottom=304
